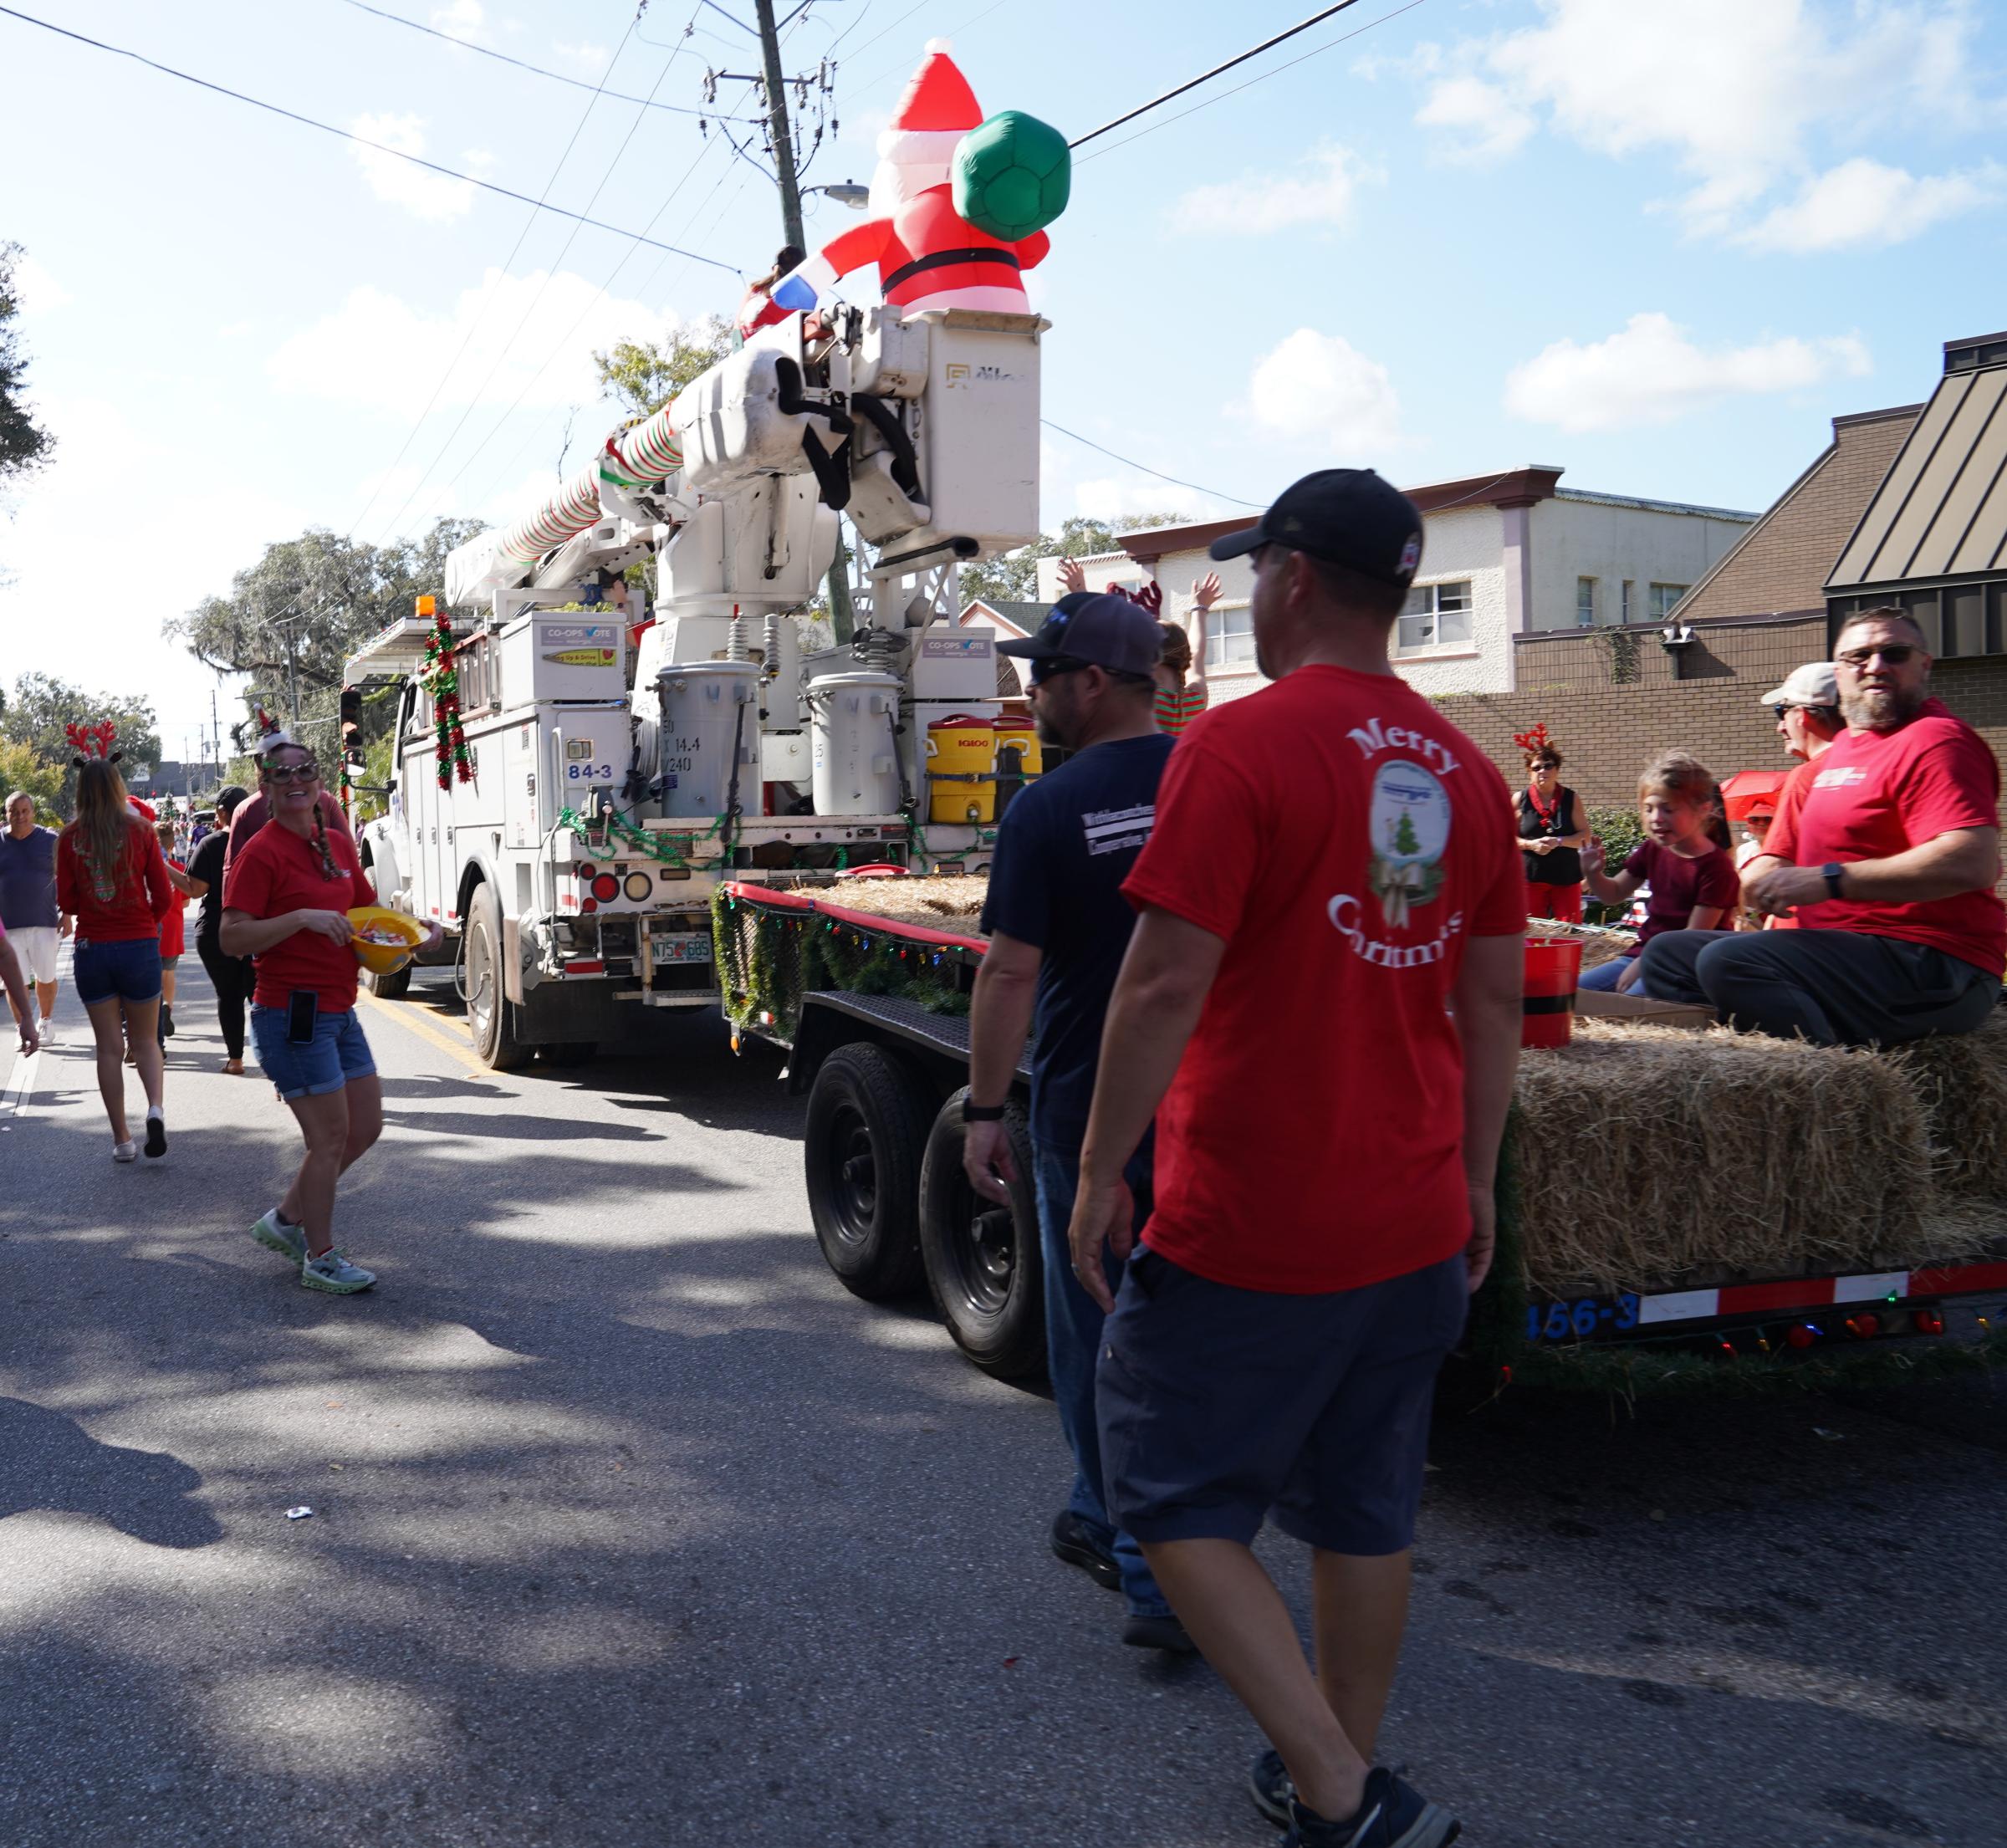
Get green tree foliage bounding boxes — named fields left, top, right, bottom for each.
left=1, top=672, right=162, bottom=819
left=590, top=314, right=735, bottom=419
left=170, top=518, right=483, bottom=758
left=0, top=243, right=54, bottom=490
left=959, top=513, right=1184, bottom=607
left=0, top=738, right=67, bottom=819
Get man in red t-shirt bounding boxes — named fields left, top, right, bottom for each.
left=1639, top=607, right=2004, bottom=1045
left=1066, top=471, right=1524, bottom=1848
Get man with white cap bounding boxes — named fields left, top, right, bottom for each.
left=1762, top=661, right=1843, bottom=777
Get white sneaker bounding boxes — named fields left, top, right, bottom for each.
left=112, top=1140, right=138, bottom=1163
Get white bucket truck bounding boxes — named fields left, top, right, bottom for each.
left=345, top=304, right=1048, bottom=1067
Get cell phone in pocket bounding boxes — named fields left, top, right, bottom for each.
left=287, top=990, right=319, bottom=1044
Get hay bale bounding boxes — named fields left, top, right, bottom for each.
left=820, top=875, right=992, bottom=932
left=1510, top=1018, right=1965, bottom=1294
left=1890, top=1011, right=2007, bottom=1201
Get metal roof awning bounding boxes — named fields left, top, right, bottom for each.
left=1828, top=344, right=2007, bottom=590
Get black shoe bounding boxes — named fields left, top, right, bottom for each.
left=161, top=1005, right=175, bottom=1039
left=1283, top=1768, right=1459, bottom=1847
left=144, top=1113, right=166, bottom=1159
left=1121, top=1611, right=1197, bottom=1653
left=1251, top=1748, right=1295, bottom=1827
left=1049, top=1511, right=1121, bottom=1592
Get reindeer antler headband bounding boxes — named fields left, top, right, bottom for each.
left=65, top=720, right=121, bottom=768
left=1513, top=722, right=1555, bottom=756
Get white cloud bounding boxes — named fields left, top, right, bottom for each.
left=1503, top=311, right=1872, bottom=434
left=1413, top=76, right=1535, bottom=164
left=267, top=268, right=673, bottom=418
left=1073, top=475, right=1213, bottom=523
left=1170, top=144, right=1379, bottom=237
left=8, top=253, right=72, bottom=315
left=551, top=40, right=609, bottom=70
left=1738, top=156, right=2004, bottom=251
left=1244, top=329, right=1402, bottom=452
left=1404, top=0, right=1996, bottom=239
left=350, top=113, right=474, bottom=221
left=431, top=1, right=488, bottom=40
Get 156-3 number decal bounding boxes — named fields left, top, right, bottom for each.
left=1524, top=1294, right=1641, bottom=1341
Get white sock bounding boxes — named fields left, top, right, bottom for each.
left=146, top=1104, right=163, bottom=1121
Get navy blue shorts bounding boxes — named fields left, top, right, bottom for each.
left=73, top=937, right=163, bottom=1008
left=1097, top=1249, right=1468, bottom=1557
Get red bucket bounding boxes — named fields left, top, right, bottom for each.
left=1523, top=936, right=1584, bottom=1049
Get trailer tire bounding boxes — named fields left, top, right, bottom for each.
left=361, top=962, right=412, bottom=1000
left=465, top=884, right=530, bottom=1071
left=917, top=1090, right=1045, bottom=1381
left=804, top=1043, right=931, bottom=1300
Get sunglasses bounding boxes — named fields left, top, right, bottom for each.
left=1836, top=645, right=1918, bottom=667
left=266, top=761, right=321, bottom=784
left=1029, top=656, right=1092, bottom=687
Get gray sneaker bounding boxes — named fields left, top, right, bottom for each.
left=301, top=1249, right=376, bottom=1294
left=252, top=1209, right=306, bottom=1263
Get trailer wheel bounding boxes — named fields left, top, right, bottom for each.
left=917, top=1090, right=1045, bottom=1381
left=804, top=1044, right=931, bottom=1300
left=361, top=962, right=412, bottom=1000
left=465, top=884, right=530, bottom=1070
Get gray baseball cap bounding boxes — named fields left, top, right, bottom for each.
left=996, top=592, right=1163, bottom=678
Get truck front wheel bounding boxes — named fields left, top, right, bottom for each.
left=803, top=1044, right=931, bottom=1300
left=465, top=884, right=530, bottom=1070
left=917, top=1090, right=1045, bottom=1381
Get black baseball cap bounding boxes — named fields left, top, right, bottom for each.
left=996, top=592, right=1162, bottom=677
left=1208, top=468, right=1424, bottom=587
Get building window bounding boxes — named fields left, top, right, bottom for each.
left=1648, top=583, right=1689, bottom=620
left=1575, top=577, right=1597, bottom=626
left=1206, top=603, right=1256, bottom=668
left=1621, top=579, right=1634, bottom=624
left=1398, top=580, right=1473, bottom=652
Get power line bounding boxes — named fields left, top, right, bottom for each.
left=330, top=0, right=753, bottom=120
left=0, top=4, right=741, bottom=273
left=1039, top=421, right=1268, bottom=512
left=1070, top=0, right=1368, bottom=148
left=348, top=11, right=652, bottom=539
left=1075, top=0, right=1429, bottom=163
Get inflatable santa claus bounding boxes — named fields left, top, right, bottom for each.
left=772, top=40, right=1070, bottom=320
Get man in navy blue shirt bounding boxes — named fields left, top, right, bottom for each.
left=965, top=591, right=1187, bottom=1651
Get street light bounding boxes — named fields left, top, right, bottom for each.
left=806, top=181, right=869, bottom=210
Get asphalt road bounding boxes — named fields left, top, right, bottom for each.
left=2, top=960, right=2004, bottom=1847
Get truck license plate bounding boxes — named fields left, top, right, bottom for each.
left=655, top=937, right=712, bottom=965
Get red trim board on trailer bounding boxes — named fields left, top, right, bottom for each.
left=721, top=881, right=988, bottom=955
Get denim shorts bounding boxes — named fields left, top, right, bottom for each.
left=1098, top=1248, right=1469, bottom=1557
left=249, top=1003, right=377, bottom=1100
left=73, top=937, right=164, bottom=1007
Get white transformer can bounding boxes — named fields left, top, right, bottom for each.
left=808, top=671, right=902, bottom=816
left=655, top=661, right=760, bottom=817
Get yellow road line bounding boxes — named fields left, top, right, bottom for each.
left=355, top=989, right=494, bottom=1079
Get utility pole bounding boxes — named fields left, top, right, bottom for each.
left=753, top=0, right=855, bottom=644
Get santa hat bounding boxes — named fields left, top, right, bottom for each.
left=876, top=39, right=983, bottom=170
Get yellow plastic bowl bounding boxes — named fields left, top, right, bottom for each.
left=347, top=905, right=426, bottom=976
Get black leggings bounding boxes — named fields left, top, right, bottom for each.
left=197, top=937, right=256, bottom=1060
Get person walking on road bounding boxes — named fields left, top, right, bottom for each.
left=220, top=743, right=391, bottom=1294
left=185, top=784, right=254, bottom=1074
left=57, top=753, right=172, bottom=1161
left=0, top=791, right=67, bottom=1042
left=963, top=590, right=1188, bottom=1654
left=1068, top=471, right=1524, bottom=1848
left=0, top=925, right=41, bottom=1058
left=154, top=820, right=196, bottom=1044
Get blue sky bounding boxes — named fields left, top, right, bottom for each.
left=3, top=0, right=2004, bottom=753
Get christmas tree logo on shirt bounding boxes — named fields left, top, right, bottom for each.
left=1368, top=761, right=1451, bottom=930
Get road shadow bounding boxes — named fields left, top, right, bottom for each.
left=0, top=1397, right=222, bottom=1549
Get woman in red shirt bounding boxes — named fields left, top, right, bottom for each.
left=56, top=758, right=173, bottom=1160
left=220, top=741, right=427, bottom=1294
left=153, top=819, right=197, bottom=1045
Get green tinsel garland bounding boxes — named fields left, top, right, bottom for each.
left=561, top=806, right=724, bottom=869
left=421, top=610, right=472, bottom=791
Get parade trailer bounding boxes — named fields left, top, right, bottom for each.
left=712, top=877, right=2007, bottom=1389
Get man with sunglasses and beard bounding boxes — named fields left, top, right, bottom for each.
left=1638, top=606, right=2004, bottom=1045
left=961, top=590, right=1191, bottom=1653
left=221, top=741, right=405, bottom=1293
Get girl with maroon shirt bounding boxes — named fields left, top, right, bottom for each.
left=56, top=758, right=173, bottom=1160
left=1579, top=752, right=1739, bottom=993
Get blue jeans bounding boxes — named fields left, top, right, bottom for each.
left=1576, top=955, right=1634, bottom=992
left=1033, top=1139, right=1170, bottom=1620
left=250, top=1003, right=377, bottom=1100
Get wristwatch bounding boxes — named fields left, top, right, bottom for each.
left=1821, top=862, right=1847, bottom=901
left=963, top=1101, right=1007, bottom=1122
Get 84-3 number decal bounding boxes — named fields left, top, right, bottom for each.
left=1525, top=1294, right=1641, bottom=1341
